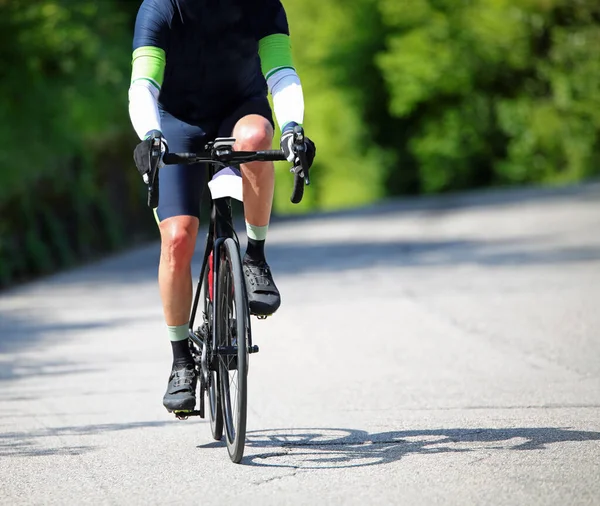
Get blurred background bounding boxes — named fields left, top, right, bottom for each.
left=1, top=0, right=599, bottom=288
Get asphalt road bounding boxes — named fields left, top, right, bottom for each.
left=1, top=184, right=600, bottom=505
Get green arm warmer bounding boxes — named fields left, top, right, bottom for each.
left=258, top=34, right=295, bottom=80
left=131, top=46, right=167, bottom=90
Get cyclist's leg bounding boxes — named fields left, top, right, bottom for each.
left=219, top=98, right=275, bottom=236
left=156, top=110, right=212, bottom=411
left=218, top=97, right=281, bottom=316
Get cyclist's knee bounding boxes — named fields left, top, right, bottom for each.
left=159, top=216, right=198, bottom=271
left=233, top=115, right=273, bottom=151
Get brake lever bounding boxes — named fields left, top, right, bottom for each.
left=147, top=136, right=162, bottom=208
left=292, top=125, right=310, bottom=185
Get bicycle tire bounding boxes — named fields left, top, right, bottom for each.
left=215, top=237, right=248, bottom=463
left=204, top=257, right=223, bottom=441
left=208, top=368, right=223, bottom=440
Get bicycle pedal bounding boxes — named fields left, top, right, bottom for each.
left=174, top=410, right=202, bottom=420
left=174, top=411, right=191, bottom=420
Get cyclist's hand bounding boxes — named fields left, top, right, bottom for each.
left=280, top=122, right=316, bottom=169
left=133, top=130, right=168, bottom=184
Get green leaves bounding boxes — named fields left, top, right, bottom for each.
left=374, top=0, right=600, bottom=191
left=0, top=1, right=130, bottom=197
left=0, top=0, right=133, bottom=285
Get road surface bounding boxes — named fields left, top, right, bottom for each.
left=1, top=184, right=600, bottom=505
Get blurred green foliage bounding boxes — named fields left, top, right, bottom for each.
left=1, top=0, right=599, bottom=286
left=377, top=0, right=600, bottom=192
left=0, top=0, right=142, bottom=285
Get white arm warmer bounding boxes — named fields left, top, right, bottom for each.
left=266, top=68, right=304, bottom=129
left=128, top=80, right=162, bottom=140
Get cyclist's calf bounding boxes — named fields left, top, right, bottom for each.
left=158, top=216, right=199, bottom=275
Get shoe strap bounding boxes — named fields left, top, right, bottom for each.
left=171, top=367, right=195, bottom=389
left=244, top=263, right=278, bottom=294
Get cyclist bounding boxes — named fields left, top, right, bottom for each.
left=129, top=0, right=316, bottom=413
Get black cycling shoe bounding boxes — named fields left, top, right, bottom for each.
left=243, top=260, right=281, bottom=316
left=162, top=363, right=197, bottom=413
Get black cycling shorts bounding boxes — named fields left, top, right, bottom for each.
left=155, top=95, right=274, bottom=222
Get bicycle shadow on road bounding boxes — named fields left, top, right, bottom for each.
left=243, top=426, right=600, bottom=469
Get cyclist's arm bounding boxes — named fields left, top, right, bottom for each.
left=256, top=1, right=304, bottom=132
left=129, top=47, right=166, bottom=140
left=128, top=0, right=171, bottom=140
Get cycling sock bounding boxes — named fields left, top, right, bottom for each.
left=168, top=324, right=192, bottom=366
left=245, top=222, right=268, bottom=263
left=246, top=222, right=268, bottom=241
left=245, top=238, right=266, bottom=264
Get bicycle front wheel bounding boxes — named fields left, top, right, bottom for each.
left=215, top=237, right=248, bottom=463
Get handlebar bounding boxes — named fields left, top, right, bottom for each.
left=147, top=135, right=163, bottom=209
left=163, top=149, right=285, bottom=165
left=147, top=125, right=311, bottom=208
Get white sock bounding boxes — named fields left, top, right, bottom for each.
left=246, top=222, right=268, bottom=241
left=167, top=323, right=189, bottom=341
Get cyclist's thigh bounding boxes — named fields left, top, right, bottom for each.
left=217, top=95, right=274, bottom=138
left=155, top=111, right=214, bottom=222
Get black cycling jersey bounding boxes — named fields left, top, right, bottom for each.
left=133, top=0, right=289, bottom=123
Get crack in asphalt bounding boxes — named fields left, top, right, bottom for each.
left=251, top=446, right=302, bottom=485
left=251, top=470, right=300, bottom=486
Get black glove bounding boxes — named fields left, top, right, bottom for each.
left=280, top=122, right=316, bottom=169
left=133, top=130, right=168, bottom=184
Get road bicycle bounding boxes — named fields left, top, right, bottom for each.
left=145, top=126, right=310, bottom=463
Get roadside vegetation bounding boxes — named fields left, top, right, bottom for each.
left=2, top=0, right=599, bottom=286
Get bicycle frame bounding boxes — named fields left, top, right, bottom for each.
left=187, top=165, right=256, bottom=386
